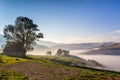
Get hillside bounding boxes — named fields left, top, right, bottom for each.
left=81, top=43, right=120, bottom=55
left=50, top=42, right=115, bottom=50
left=0, top=54, right=120, bottom=80
left=33, top=44, right=50, bottom=50
left=36, top=40, right=64, bottom=47
left=103, top=43, right=120, bottom=49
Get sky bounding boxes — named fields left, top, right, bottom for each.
left=1, top=0, right=120, bottom=43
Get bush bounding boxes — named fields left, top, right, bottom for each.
left=56, top=49, right=70, bottom=56
left=46, top=51, right=52, bottom=56
left=56, top=49, right=63, bottom=56
left=62, top=50, right=69, bottom=56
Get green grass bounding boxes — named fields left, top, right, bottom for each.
left=0, top=54, right=120, bottom=80
left=0, top=70, right=29, bottom=80
left=28, top=55, right=78, bottom=62
left=27, top=55, right=120, bottom=80
left=0, top=54, right=29, bottom=65
left=76, top=69, right=120, bottom=80
left=27, top=55, right=81, bottom=66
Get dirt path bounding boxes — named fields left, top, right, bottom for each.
left=0, top=62, right=80, bottom=80
left=0, top=62, right=120, bottom=80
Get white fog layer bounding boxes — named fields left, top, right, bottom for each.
left=27, top=49, right=120, bottom=72
left=70, top=50, right=120, bottom=72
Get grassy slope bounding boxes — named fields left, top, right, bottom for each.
left=0, top=54, right=120, bottom=80
left=0, top=55, right=29, bottom=80
left=0, top=55, right=28, bottom=65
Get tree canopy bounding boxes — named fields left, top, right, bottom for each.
left=3, top=16, right=43, bottom=52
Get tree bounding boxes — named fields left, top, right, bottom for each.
left=62, top=50, right=69, bottom=56
left=46, top=51, right=52, bottom=56
left=56, top=49, right=62, bottom=56
left=3, top=16, right=43, bottom=55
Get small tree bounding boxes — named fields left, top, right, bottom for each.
left=3, top=16, right=43, bottom=56
left=46, top=51, right=52, bottom=56
left=62, top=50, right=69, bottom=56
left=56, top=49, right=62, bottom=56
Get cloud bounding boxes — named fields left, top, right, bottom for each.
left=108, top=30, right=120, bottom=35
left=63, top=29, right=120, bottom=43
left=42, top=29, right=120, bottom=43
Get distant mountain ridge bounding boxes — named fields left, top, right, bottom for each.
left=102, top=43, right=120, bottom=49
left=82, top=42, right=120, bottom=55
left=50, top=42, right=115, bottom=50
left=33, top=44, right=50, bottom=50
left=36, top=40, right=64, bottom=47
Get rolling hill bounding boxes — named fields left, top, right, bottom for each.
left=50, top=42, right=115, bottom=50
left=82, top=43, right=120, bottom=55
left=0, top=54, right=120, bottom=80
left=103, top=43, right=120, bottom=49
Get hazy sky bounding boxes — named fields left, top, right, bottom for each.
left=1, top=0, right=120, bottom=43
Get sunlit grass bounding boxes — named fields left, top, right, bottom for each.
left=0, top=54, right=29, bottom=65
left=0, top=70, right=28, bottom=80
left=0, top=54, right=120, bottom=80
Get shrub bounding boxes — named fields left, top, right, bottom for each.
left=46, top=51, right=52, bottom=56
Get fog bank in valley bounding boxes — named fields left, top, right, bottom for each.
left=27, top=49, right=120, bottom=72
left=70, top=50, right=120, bottom=72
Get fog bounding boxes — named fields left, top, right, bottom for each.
left=27, top=49, right=120, bottom=72
left=70, top=50, right=120, bottom=72
left=27, top=49, right=58, bottom=55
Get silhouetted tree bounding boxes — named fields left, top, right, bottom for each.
left=46, top=51, right=52, bottom=56
left=62, top=50, right=69, bottom=56
left=56, top=49, right=62, bottom=56
left=3, top=16, right=43, bottom=56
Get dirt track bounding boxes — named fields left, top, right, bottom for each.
left=0, top=62, right=120, bottom=80
left=0, top=62, right=80, bottom=80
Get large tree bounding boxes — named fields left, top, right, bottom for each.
left=3, top=16, right=43, bottom=53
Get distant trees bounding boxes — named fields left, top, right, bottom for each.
left=3, top=16, right=43, bottom=57
left=56, top=49, right=63, bottom=56
left=56, top=49, right=69, bottom=56
left=46, top=51, right=52, bottom=56
left=62, top=50, right=69, bottom=56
